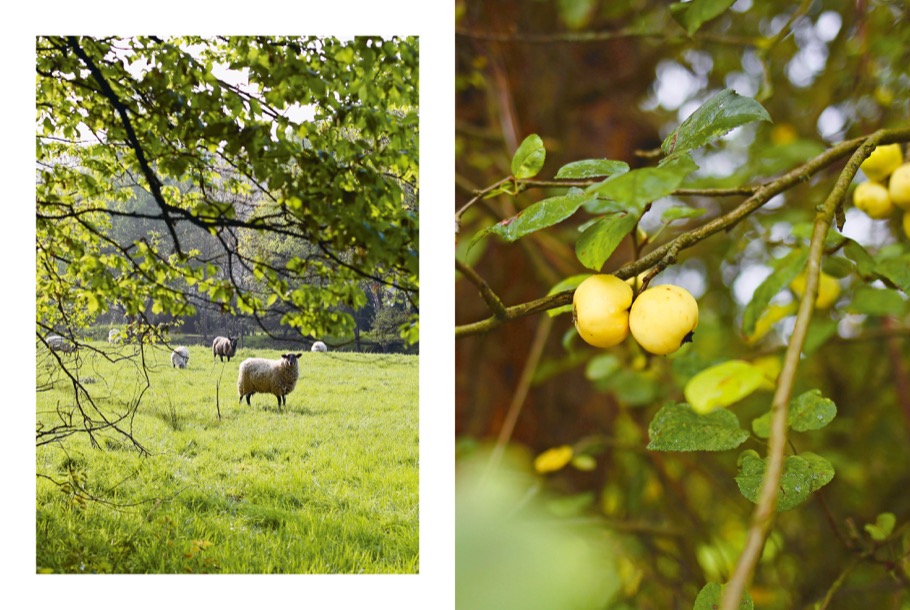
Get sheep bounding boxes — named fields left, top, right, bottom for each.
left=171, top=346, right=189, bottom=369
left=46, top=334, right=77, bottom=354
left=107, top=328, right=122, bottom=344
left=311, top=341, right=327, bottom=352
left=237, top=353, right=303, bottom=410
left=212, top=336, right=239, bottom=362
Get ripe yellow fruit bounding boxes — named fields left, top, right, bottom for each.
left=860, top=143, right=903, bottom=182
left=790, top=270, right=841, bottom=309
left=853, top=181, right=894, bottom=219
left=628, top=284, right=699, bottom=356
left=573, top=274, right=633, bottom=348
left=888, top=163, right=910, bottom=210
left=903, top=212, right=910, bottom=240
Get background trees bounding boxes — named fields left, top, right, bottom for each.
left=456, top=1, right=910, bottom=608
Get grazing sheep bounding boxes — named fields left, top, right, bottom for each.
left=237, top=353, right=303, bottom=410
left=46, top=334, right=77, bottom=354
left=107, top=328, right=122, bottom=344
left=311, top=341, right=327, bottom=352
left=212, top=336, right=239, bottom=362
left=171, top=346, right=189, bottom=369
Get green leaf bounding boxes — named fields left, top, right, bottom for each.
left=843, top=238, right=876, bottom=277
left=741, top=248, right=809, bottom=336
left=874, top=255, right=910, bottom=293
left=684, top=360, right=767, bottom=415
left=864, top=512, right=896, bottom=541
left=585, top=353, right=621, bottom=381
left=647, top=403, right=749, bottom=452
left=588, top=153, right=697, bottom=212
left=575, top=212, right=640, bottom=271
left=555, top=159, right=629, bottom=180
left=511, top=134, right=546, bottom=179
left=735, top=452, right=834, bottom=512
left=789, top=389, right=837, bottom=432
left=670, top=0, right=737, bottom=36
left=752, top=389, right=837, bottom=439
left=484, top=189, right=591, bottom=243
left=693, top=582, right=754, bottom=610
left=848, top=286, right=909, bottom=317
left=802, top=317, right=839, bottom=356
left=661, top=205, right=707, bottom=221
left=662, top=89, right=772, bottom=158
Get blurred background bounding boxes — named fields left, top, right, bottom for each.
left=455, top=1, right=910, bottom=608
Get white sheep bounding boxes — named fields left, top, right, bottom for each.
left=46, top=334, right=77, bottom=354
left=237, top=353, right=303, bottom=410
left=171, top=346, right=189, bottom=368
left=311, top=341, right=327, bottom=352
left=212, top=336, right=239, bottom=362
left=107, top=328, right=122, bottom=344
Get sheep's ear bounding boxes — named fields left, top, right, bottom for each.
left=294, top=353, right=302, bottom=358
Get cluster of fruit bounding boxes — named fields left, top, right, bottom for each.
left=853, top=143, right=910, bottom=238
left=572, top=275, right=698, bottom=355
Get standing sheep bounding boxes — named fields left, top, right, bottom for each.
left=46, top=334, right=77, bottom=354
left=212, top=336, right=239, bottom=362
left=107, top=328, right=122, bottom=344
left=311, top=341, right=327, bottom=352
left=171, top=346, right=189, bottom=368
left=237, top=353, right=303, bottom=410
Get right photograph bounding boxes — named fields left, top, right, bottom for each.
left=455, top=2, right=910, bottom=609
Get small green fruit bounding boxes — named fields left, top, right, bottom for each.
left=628, top=284, right=699, bottom=356
left=853, top=181, right=894, bottom=219
left=573, top=274, right=633, bottom=348
left=860, top=143, right=903, bottom=181
left=888, top=162, right=910, bottom=210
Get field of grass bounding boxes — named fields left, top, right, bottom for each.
left=36, top=341, right=419, bottom=574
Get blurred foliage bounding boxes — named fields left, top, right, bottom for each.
left=456, top=0, right=910, bottom=608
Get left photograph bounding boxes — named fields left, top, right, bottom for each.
left=36, top=36, right=419, bottom=574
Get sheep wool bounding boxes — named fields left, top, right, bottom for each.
left=108, top=328, right=122, bottom=344
left=237, top=353, right=303, bottom=410
left=171, top=346, right=189, bottom=369
left=212, top=336, right=239, bottom=362
left=311, top=341, right=327, bottom=352
left=47, top=334, right=77, bottom=354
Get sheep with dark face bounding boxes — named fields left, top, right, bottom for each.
left=311, top=341, right=327, bottom=352
left=171, top=346, right=189, bottom=368
left=212, top=336, right=238, bottom=362
left=237, top=353, right=302, bottom=410
left=46, top=334, right=77, bottom=354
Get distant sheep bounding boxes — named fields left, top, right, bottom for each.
left=311, top=341, right=327, bottom=352
left=107, top=328, right=122, bottom=344
left=212, top=336, right=239, bottom=362
left=46, top=334, right=77, bottom=354
left=237, top=353, right=303, bottom=410
left=171, top=346, right=189, bottom=369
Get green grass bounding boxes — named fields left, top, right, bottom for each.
left=36, top=342, right=419, bottom=574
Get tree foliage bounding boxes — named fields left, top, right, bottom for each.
left=37, top=35, right=418, bottom=345
left=456, top=1, right=910, bottom=608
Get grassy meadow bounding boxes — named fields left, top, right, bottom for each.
left=35, top=341, right=419, bottom=574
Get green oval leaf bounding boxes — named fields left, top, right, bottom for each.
left=694, top=582, right=754, bottom=610
left=555, top=159, right=629, bottom=180
left=789, top=389, right=837, bottom=432
left=735, top=452, right=834, bottom=512
left=874, top=255, right=910, bottom=294
left=684, top=360, right=766, bottom=414
left=575, top=212, right=640, bottom=271
left=588, top=153, right=697, bottom=213
left=661, top=205, right=707, bottom=221
left=741, top=248, right=809, bottom=336
left=847, top=286, right=909, bottom=317
left=662, top=89, right=772, bottom=158
left=864, top=512, right=896, bottom=541
left=647, top=403, right=749, bottom=452
left=484, top=189, right=591, bottom=243
left=670, top=0, right=737, bottom=36
left=511, top=134, right=546, bottom=179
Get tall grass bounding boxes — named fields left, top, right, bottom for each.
left=36, top=342, right=419, bottom=574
